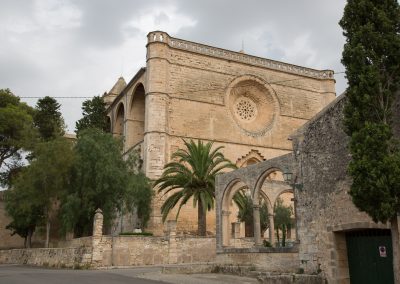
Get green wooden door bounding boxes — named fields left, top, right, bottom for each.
left=346, top=229, right=394, bottom=284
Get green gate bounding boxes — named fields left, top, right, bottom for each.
left=346, top=229, right=394, bottom=284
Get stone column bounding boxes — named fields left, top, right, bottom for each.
left=253, top=205, right=262, bottom=246
left=268, top=214, right=275, bottom=245
left=233, top=222, right=241, bottom=239
left=222, top=210, right=231, bottom=246
left=91, top=209, right=103, bottom=267
left=167, top=220, right=178, bottom=264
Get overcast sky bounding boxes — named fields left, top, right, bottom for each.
left=0, top=0, right=347, bottom=132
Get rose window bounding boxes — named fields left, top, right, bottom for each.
left=235, top=98, right=257, bottom=121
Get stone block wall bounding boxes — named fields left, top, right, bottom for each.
left=291, top=94, right=400, bottom=282
left=0, top=247, right=92, bottom=268
left=216, top=251, right=299, bottom=272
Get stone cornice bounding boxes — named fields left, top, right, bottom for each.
left=147, top=31, right=334, bottom=80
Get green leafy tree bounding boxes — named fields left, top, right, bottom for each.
left=340, top=1, right=400, bottom=279
left=274, top=197, right=293, bottom=247
left=34, top=96, right=65, bottom=140
left=235, top=191, right=269, bottom=237
left=8, top=138, right=74, bottom=248
left=123, top=152, right=153, bottom=231
left=75, top=96, right=110, bottom=134
left=155, top=139, right=236, bottom=236
left=5, top=180, right=44, bottom=248
left=0, top=89, right=36, bottom=185
left=60, top=128, right=129, bottom=237
left=125, top=172, right=153, bottom=230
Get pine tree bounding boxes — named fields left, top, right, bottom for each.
left=34, top=96, right=65, bottom=140
left=75, top=96, right=110, bottom=134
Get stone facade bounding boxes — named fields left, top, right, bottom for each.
left=290, top=94, right=400, bottom=283
left=215, top=93, right=400, bottom=283
left=105, top=31, right=336, bottom=235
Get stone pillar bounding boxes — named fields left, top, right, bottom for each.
left=268, top=213, right=275, bottom=245
left=167, top=220, right=178, bottom=264
left=233, top=222, right=241, bottom=239
left=222, top=210, right=231, bottom=246
left=253, top=205, right=262, bottom=246
left=145, top=31, right=171, bottom=236
left=91, top=209, right=103, bottom=267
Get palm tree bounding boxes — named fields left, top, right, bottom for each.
left=154, top=139, right=236, bottom=236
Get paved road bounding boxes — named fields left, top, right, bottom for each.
left=0, top=265, right=164, bottom=284
left=0, top=265, right=258, bottom=284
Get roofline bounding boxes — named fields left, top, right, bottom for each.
left=107, top=67, right=146, bottom=111
left=147, top=31, right=334, bottom=80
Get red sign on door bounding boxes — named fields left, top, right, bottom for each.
left=379, top=246, right=387, bottom=257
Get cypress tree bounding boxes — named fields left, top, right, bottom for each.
left=340, top=0, right=400, bottom=279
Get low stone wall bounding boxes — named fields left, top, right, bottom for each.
left=0, top=247, right=92, bottom=268
left=52, top=236, right=92, bottom=248
left=93, top=235, right=216, bottom=267
left=217, top=248, right=299, bottom=273
left=176, top=237, right=216, bottom=263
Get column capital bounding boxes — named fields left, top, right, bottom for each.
left=222, top=210, right=231, bottom=216
left=252, top=204, right=261, bottom=210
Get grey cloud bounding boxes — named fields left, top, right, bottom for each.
left=0, top=0, right=349, bottom=132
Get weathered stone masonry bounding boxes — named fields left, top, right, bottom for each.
left=105, top=30, right=336, bottom=235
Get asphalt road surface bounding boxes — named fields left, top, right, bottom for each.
left=0, top=265, right=258, bottom=284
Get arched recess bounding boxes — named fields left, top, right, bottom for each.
left=114, top=103, right=125, bottom=137
left=128, top=83, right=145, bottom=148
left=273, top=189, right=295, bottom=246
left=220, top=179, right=251, bottom=247
left=106, top=116, right=111, bottom=133
left=253, top=168, right=294, bottom=246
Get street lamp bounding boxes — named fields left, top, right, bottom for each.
left=282, top=167, right=293, bottom=183
left=283, top=166, right=303, bottom=191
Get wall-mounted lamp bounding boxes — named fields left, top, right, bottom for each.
left=283, top=167, right=303, bottom=191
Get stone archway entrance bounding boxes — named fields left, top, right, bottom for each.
left=216, top=153, right=295, bottom=250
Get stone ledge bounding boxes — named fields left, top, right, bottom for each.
left=218, top=246, right=299, bottom=254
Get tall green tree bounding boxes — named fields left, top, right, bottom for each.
left=235, top=192, right=269, bottom=237
left=340, top=0, right=400, bottom=280
left=34, top=96, right=65, bottom=140
left=7, top=138, right=74, bottom=248
left=0, top=89, right=36, bottom=185
left=123, top=152, right=153, bottom=231
left=273, top=198, right=293, bottom=247
left=5, top=178, right=44, bottom=248
left=75, top=96, right=110, bottom=134
left=155, top=139, right=236, bottom=236
left=60, top=128, right=129, bottom=237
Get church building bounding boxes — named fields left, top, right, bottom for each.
left=104, top=31, right=336, bottom=235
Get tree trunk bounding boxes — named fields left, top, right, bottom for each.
left=282, top=224, right=286, bottom=247
left=391, top=216, right=400, bottom=284
left=27, top=229, right=33, bottom=248
left=198, top=199, right=207, bottom=236
left=276, top=226, right=280, bottom=246
left=24, top=237, right=27, bottom=248
left=45, top=220, right=50, bottom=248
